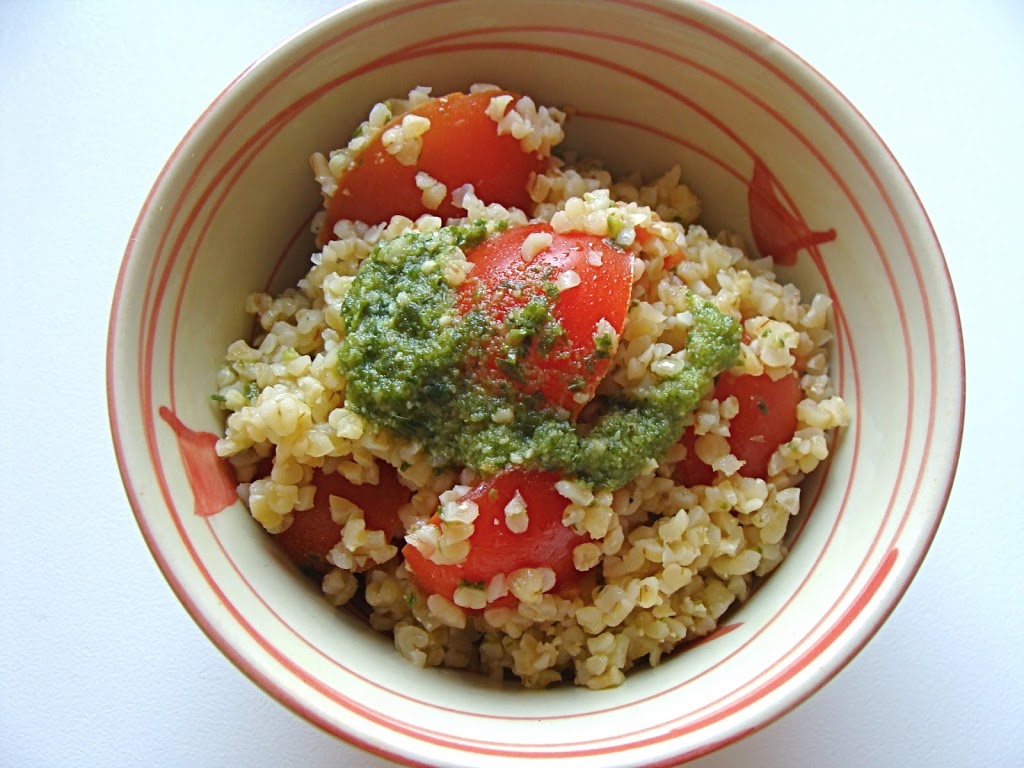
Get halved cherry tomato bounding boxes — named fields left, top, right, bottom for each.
left=674, top=371, right=803, bottom=485
left=402, top=469, right=592, bottom=609
left=319, top=91, right=549, bottom=241
left=458, top=223, right=632, bottom=415
left=274, top=462, right=411, bottom=575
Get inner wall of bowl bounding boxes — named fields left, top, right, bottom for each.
left=139, top=0, right=945, bottom=761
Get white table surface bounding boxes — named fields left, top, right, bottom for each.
left=2, top=1, right=1022, bottom=766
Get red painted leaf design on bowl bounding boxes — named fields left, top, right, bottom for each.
left=748, top=158, right=836, bottom=265
left=159, top=406, right=236, bottom=517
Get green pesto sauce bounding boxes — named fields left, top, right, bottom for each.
left=338, top=223, right=741, bottom=490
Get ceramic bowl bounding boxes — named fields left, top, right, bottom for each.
left=107, top=0, right=964, bottom=765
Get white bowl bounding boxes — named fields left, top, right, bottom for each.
left=107, top=0, right=964, bottom=765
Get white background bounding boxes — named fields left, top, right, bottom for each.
left=2, top=1, right=1022, bottom=766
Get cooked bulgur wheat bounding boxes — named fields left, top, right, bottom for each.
left=214, top=87, right=849, bottom=689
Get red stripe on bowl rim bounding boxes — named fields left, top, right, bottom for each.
left=110, top=1, right=958, bottom=765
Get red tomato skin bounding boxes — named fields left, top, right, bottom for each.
left=674, top=428, right=715, bottom=487
left=674, top=372, right=803, bottom=484
left=719, top=372, right=802, bottom=478
left=274, top=463, right=410, bottom=575
left=319, top=91, right=548, bottom=241
left=459, top=223, right=632, bottom=414
left=402, top=469, right=591, bottom=608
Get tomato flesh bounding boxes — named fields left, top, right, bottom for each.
left=459, top=223, right=632, bottom=414
left=319, top=91, right=548, bottom=241
left=674, top=372, right=803, bottom=484
left=402, top=469, right=591, bottom=608
left=274, top=463, right=410, bottom=575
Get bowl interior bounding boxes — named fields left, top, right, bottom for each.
left=108, top=0, right=962, bottom=765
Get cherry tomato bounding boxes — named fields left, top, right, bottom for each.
left=319, top=91, right=549, bottom=241
left=274, top=462, right=410, bottom=575
left=402, top=469, right=592, bottom=609
left=674, top=371, right=803, bottom=484
left=458, top=223, right=632, bottom=414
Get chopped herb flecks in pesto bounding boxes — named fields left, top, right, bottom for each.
left=338, top=223, right=741, bottom=489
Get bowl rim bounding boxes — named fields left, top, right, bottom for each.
left=106, top=0, right=966, bottom=765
